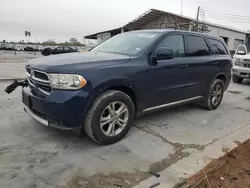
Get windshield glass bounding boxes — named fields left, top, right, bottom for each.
left=91, top=32, right=160, bottom=55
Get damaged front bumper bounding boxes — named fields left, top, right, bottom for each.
left=24, top=106, right=49, bottom=126
left=22, top=85, right=90, bottom=130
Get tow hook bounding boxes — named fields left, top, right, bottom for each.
left=5, top=80, right=28, bottom=94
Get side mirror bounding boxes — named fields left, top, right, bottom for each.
left=236, top=51, right=246, bottom=55
left=152, top=47, right=174, bottom=62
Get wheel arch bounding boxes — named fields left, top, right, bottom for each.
left=215, top=73, right=226, bottom=85
left=213, top=73, right=228, bottom=90
left=83, top=79, right=138, bottom=120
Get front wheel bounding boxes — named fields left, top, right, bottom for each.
left=202, top=79, right=224, bottom=110
left=84, top=90, right=135, bottom=145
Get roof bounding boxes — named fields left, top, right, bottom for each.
left=125, top=9, right=246, bottom=34
left=124, top=9, right=194, bottom=30
left=85, top=8, right=247, bottom=39
left=85, top=27, right=123, bottom=39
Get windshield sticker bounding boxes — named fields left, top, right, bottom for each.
left=138, top=34, right=157, bottom=38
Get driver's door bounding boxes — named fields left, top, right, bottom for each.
left=143, top=34, right=189, bottom=108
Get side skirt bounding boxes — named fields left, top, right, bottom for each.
left=138, top=96, right=203, bottom=116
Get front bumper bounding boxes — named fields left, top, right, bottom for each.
left=233, top=66, right=250, bottom=78
left=22, top=86, right=91, bottom=130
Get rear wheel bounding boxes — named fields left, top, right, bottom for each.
left=232, top=75, right=243, bottom=83
left=202, top=79, right=224, bottom=110
left=84, top=90, right=135, bottom=145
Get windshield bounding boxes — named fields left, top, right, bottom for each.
left=91, top=32, right=160, bottom=55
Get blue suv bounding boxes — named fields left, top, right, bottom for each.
left=22, top=30, right=231, bottom=145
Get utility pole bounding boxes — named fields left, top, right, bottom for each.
left=181, top=0, right=183, bottom=15
left=196, top=6, right=200, bottom=31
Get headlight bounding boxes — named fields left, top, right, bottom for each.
left=49, top=74, right=87, bottom=90
left=234, top=58, right=243, bottom=66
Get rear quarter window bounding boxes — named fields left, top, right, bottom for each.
left=208, top=38, right=228, bottom=55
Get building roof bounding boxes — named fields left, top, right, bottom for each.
left=85, top=8, right=247, bottom=39
left=85, top=27, right=123, bottom=39
left=123, top=9, right=194, bottom=30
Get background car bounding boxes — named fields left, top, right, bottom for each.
left=232, top=45, right=250, bottom=83
left=41, top=46, right=78, bottom=56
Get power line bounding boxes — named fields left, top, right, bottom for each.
left=206, top=12, right=250, bottom=21
left=203, top=9, right=250, bottom=19
left=200, top=7, right=250, bottom=23
left=205, top=13, right=250, bottom=23
left=200, top=6, right=250, bottom=18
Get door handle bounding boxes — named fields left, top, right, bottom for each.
left=212, top=62, right=219, bottom=65
left=179, top=64, right=188, bottom=68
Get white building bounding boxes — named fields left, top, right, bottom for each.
left=85, top=9, right=249, bottom=51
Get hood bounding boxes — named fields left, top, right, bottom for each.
left=27, top=51, right=131, bottom=73
left=241, top=53, right=250, bottom=59
left=234, top=53, right=250, bottom=59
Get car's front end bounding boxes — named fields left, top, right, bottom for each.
left=232, top=56, right=250, bottom=81
left=22, top=66, right=91, bottom=130
left=21, top=50, right=132, bottom=130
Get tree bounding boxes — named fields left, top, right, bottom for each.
left=69, top=37, right=78, bottom=44
left=25, top=31, right=28, bottom=42
left=43, top=39, right=56, bottom=45
left=24, top=31, right=31, bottom=42
left=28, top=32, right=31, bottom=42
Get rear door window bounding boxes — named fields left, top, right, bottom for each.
left=186, top=35, right=210, bottom=56
left=208, top=38, right=228, bottom=55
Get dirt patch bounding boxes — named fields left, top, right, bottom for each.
left=227, top=90, right=242, bottom=94
left=66, top=171, right=149, bottom=188
left=188, top=139, right=250, bottom=188
left=66, top=150, right=189, bottom=188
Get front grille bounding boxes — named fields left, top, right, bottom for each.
left=243, top=59, right=250, bottom=63
left=26, top=66, right=51, bottom=95
left=34, top=71, right=49, bottom=81
left=243, top=64, right=250, bottom=68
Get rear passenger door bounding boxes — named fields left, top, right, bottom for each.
left=182, top=34, right=214, bottom=98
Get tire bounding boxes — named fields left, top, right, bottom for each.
left=202, top=79, right=224, bottom=110
left=84, top=90, right=135, bottom=145
left=232, top=75, right=243, bottom=83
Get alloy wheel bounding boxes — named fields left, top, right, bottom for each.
left=211, top=83, right=223, bottom=106
left=100, top=101, right=129, bottom=137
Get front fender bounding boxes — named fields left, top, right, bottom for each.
left=82, top=78, right=138, bottom=117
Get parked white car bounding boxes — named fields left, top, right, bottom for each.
left=232, top=45, right=250, bottom=83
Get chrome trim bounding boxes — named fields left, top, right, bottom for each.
left=24, top=106, right=48, bottom=126
left=142, top=96, right=203, bottom=113
left=31, top=79, right=51, bottom=86
left=28, top=79, right=51, bottom=95
left=32, top=76, right=50, bottom=83
left=26, top=68, right=52, bottom=95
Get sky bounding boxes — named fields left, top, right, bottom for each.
left=1, top=0, right=250, bottom=43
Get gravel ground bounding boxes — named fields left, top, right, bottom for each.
left=0, top=51, right=250, bottom=188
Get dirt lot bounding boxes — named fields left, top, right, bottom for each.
left=189, top=139, right=250, bottom=188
